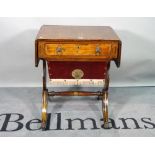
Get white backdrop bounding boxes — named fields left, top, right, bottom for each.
left=0, top=17, right=155, bottom=87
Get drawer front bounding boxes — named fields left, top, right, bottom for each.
left=47, top=61, right=108, bottom=79
left=45, top=43, right=111, bottom=56
left=38, top=42, right=118, bottom=59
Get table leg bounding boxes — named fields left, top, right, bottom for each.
left=102, top=90, right=109, bottom=128
left=41, top=89, right=48, bottom=130
left=102, top=62, right=110, bottom=128
left=43, top=60, right=47, bottom=91
left=41, top=60, right=48, bottom=130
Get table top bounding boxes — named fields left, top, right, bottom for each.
left=36, top=25, right=120, bottom=41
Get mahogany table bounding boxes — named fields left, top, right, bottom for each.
left=35, top=25, right=122, bottom=130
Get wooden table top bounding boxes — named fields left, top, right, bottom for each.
left=36, top=25, right=120, bottom=41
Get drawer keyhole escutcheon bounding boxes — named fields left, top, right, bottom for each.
left=72, top=69, right=84, bottom=79
left=56, top=46, right=63, bottom=55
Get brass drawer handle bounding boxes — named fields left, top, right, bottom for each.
left=96, top=46, right=101, bottom=55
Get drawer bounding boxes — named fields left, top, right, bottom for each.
left=38, top=42, right=118, bottom=60
left=45, top=43, right=111, bottom=56
left=47, top=61, right=108, bottom=79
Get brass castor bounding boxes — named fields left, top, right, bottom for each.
left=41, top=90, right=48, bottom=130
left=102, top=91, right=109, bottom=128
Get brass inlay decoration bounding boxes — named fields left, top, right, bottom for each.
left=72, top=69, right=84, bottom=79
